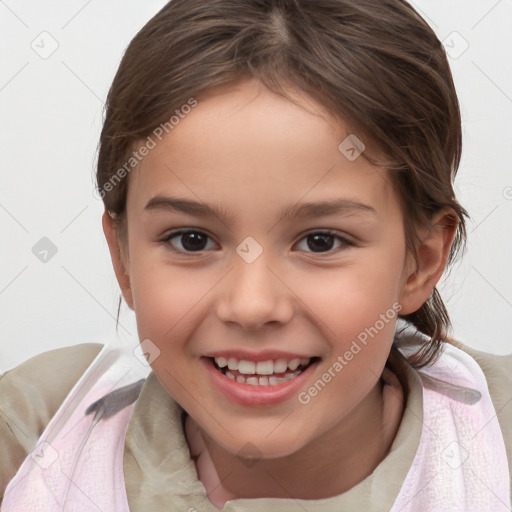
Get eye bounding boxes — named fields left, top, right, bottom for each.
left=161, top=229, right=217, bottom=253
left=160, top=229, right=355, bottom=255
left=295, top=230, right=354, bottom=254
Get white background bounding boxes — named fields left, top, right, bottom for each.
left=1, top=0, right=511, bottom=372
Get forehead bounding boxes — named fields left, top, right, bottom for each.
left=126, top=79, right=400, bottom=224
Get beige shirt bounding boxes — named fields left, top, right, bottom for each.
left=1, top=340, right=511, bottom=510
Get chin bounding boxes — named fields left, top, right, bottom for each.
left=219, top=433, right=309, bottom=462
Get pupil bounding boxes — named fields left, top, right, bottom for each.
left=182, top=232, right=207, bottom=251
left=179, top=233, right=334, bottom=252
left=308, top=234, right=334, bottom=252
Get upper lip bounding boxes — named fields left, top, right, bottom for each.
left=203, top=350, right=318, bottom=362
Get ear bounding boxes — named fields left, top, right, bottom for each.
left=399, top=208, right=459, bottom=315
left=102, top=210, right=134, bottom=310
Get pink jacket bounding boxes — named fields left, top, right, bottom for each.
left=2, top=335, right=510, bottom=511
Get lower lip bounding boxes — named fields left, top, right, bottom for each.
left=202, top=357, right=319, bottom=407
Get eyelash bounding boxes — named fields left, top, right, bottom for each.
left=159, top=229, right=356, bottom=256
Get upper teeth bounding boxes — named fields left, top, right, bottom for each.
left=214, top=357, right=310, bottom=375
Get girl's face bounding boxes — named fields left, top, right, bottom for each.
left=107, top=78, right=428, bottom=460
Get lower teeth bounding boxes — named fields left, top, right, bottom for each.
left=223, top=368, right=304, bottom=386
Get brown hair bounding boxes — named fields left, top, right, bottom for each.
left=97, top=0, right=468, bottom=368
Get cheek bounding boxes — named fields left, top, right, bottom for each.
left=296, top=255, right=404, bottom=334
left=128, top=248, right=193, bottom=335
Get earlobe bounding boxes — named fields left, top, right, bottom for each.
left=101, top=210, right=134, bottom=310
left=399, top=208, right=459, bottom=315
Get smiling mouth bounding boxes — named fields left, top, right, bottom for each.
left=209, top=356, right=320, bottom=386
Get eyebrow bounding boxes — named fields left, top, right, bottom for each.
left=144, top=195, right=376, bottom=222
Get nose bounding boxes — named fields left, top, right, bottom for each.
left=215, top=252, right=294, bottom=331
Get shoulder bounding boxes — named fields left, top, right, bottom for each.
left=445, top=337, right=512, bottom=481
left=0, top=343, right=104, bottom=449
left=0, top=343, right=103, bottom=500
left=445, top=336, right=512, bottom=401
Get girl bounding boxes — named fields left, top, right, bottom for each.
left=1, top=0, right=511, bottom=510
